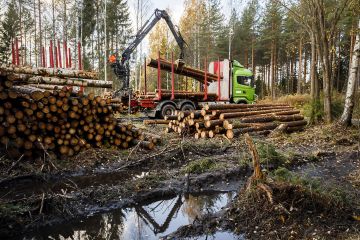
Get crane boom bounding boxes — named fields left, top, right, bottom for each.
left=110, top=9, right=186, bottom=93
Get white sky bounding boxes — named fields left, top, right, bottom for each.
left=127, top=0, right=238, bottom=56
left=128, top=0, right=234, bottom=24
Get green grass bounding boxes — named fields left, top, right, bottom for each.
left=0, top=203, right=30, bottom=216
left=256, top=142, right=287, bottom=166
left=183, top=158, right=218, bottom=174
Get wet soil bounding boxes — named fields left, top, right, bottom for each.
left=0, top=124, right=359, bottom=239
left=165, top=125, right=360, bottom=239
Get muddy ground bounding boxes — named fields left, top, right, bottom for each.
left=0, top=123, right=359, bottom=239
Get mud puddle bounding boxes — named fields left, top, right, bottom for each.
left=24, top=191, right=242, bottom=240
left=0, top=170, right=148, bottom=200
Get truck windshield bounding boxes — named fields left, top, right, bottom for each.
left=237, top=76, right=253, bottom=87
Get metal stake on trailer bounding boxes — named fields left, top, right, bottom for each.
left=157, top=51, right=162, bottom=101
left=217, top=57, right=221, bottom=101
left=50, top=40, right=54, bottom=68
left=42, top=46, right=45, bottom=67
left=58, top=40, right=62, bottom=68
left=203, top=56, right=208, bottom=101
left=68, top=48, right=72, bottom=68
left=171, top=52, right=175, bottom=100
left=64, top=40, right=68, bottom=68
left=144, top=57, right=147, bottom=95
left=11, top=41, right=15, bottom=65
left=55, top=46, right=58, bottom=68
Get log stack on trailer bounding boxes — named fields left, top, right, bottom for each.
left=160, top=104, right=307, bottom=139
left=0, top=66, right=157, bottom=160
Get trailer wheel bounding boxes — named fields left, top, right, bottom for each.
left=181, top=103, right=195, bottom=112
left=160, top=104, right=176, bottom=118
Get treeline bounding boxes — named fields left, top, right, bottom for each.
left=0, top=0, right=132, bottom=86
left=147, top=0, right=359, bottom=124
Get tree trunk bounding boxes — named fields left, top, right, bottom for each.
left=270, top=40, right=275, bottom=99
left=339, top=19, right=360, bottom=126
left=38, top=0, right=42, bottom=67
left=34, top=0, right=37, bottom=67
left=298, top=37, right=303, bottom=94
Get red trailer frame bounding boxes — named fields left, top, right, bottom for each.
left=138, top=53, right=221, bottom=116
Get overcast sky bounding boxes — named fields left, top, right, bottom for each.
left=128, top=0, right=234, bottom=23
left=127, top=0, right=237, bottom=56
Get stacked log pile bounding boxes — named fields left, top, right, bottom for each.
left=0, top=70, right=156, bottom=160
left=0, top=65, right=112, bottom=90
left=163, top=104, right=307, bottom=139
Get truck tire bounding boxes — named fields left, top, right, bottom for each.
left=160, top=104, right=176, bottom=118
left=236, top=100, right=248, bottom=104
left=181, top=103, right=195, bottom=112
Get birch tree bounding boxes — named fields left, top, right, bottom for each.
left=339, top=19, right=359, bottom=126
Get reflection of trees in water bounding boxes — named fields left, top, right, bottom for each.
left=46, top=192, right=234, bottom=240
left=50, top=210, right=125, bottom=240
left=135, top=196, right=183, bottom=234
left=182, top=192, right=234, bottom=222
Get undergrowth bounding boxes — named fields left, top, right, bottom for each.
left=183, top=158, right=217, bottom=174
left=271, top=167, right=352, bottom=207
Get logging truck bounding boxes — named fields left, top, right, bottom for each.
left=140, top=58, right=256, bottom=118
left=107, top=9, right=256, bottom=118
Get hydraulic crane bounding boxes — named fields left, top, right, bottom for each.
left=109, top=9, right=187, bottom=97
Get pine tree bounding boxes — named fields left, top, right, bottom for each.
left=0, top=0, right=20, bottom=63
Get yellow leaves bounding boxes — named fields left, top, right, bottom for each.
left=352, top=215, right=360, bottom=221
left=279, top=214, right=286, bottom=223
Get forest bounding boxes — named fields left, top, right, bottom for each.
left=0, top=0, right=359, bottom=239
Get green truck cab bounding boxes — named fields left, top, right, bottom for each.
left=232, top=60, right=256, bottom=104
left=208, top=59, right=256, bottom=104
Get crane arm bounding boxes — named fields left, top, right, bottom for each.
left=110, top=9, right=186, bottom=92
left=121, top=9, right=186, bottom=63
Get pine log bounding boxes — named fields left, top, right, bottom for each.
left=205, top=104, right=289, bottom=111
left=10, top=74, right=112, bottom=88
left=164, top=115, right=178, bottom=120
left=1, top=65, right=99, bottom=79
left=147, top=58, right=220, bottom=84
left=205, top=119, right=224, bottom=128
left=226, top=122, right=279, bottom=139
left=11, top=86, right=46, bottom=100
left=143, top=119, right=170, bottom=125
left=219, top=109, right=298, bottom=120
left=211, top=106, right=293, bottom=116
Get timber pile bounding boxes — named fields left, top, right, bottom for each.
left=147, top=58, right=221, bottom=84
left=163, top=104, right=307, bottom=139
left=0, top=65, right=112, bottom=89
left=108, top=98, right=127, bottom=114
left=0, top=70, right=157, bottom=160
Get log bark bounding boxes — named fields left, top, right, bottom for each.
left=143, top=119, right=170, bottom=125
left=11, top=86, right=46, bottom=100
left=227, top=122, right=279, bottom=138
left=10, top=74, right=112, bottom=88
left=1, top=65, right=99, bottom=79
left=147, top=58, right=220, bottom=84
left=219, top=109, right=299, bottom=120
left=205, top=103, right=288, bottom=111
left=211, top=106, right=293, bottom=116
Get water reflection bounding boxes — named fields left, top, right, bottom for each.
left=27, top=192, right=238, bottom=240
